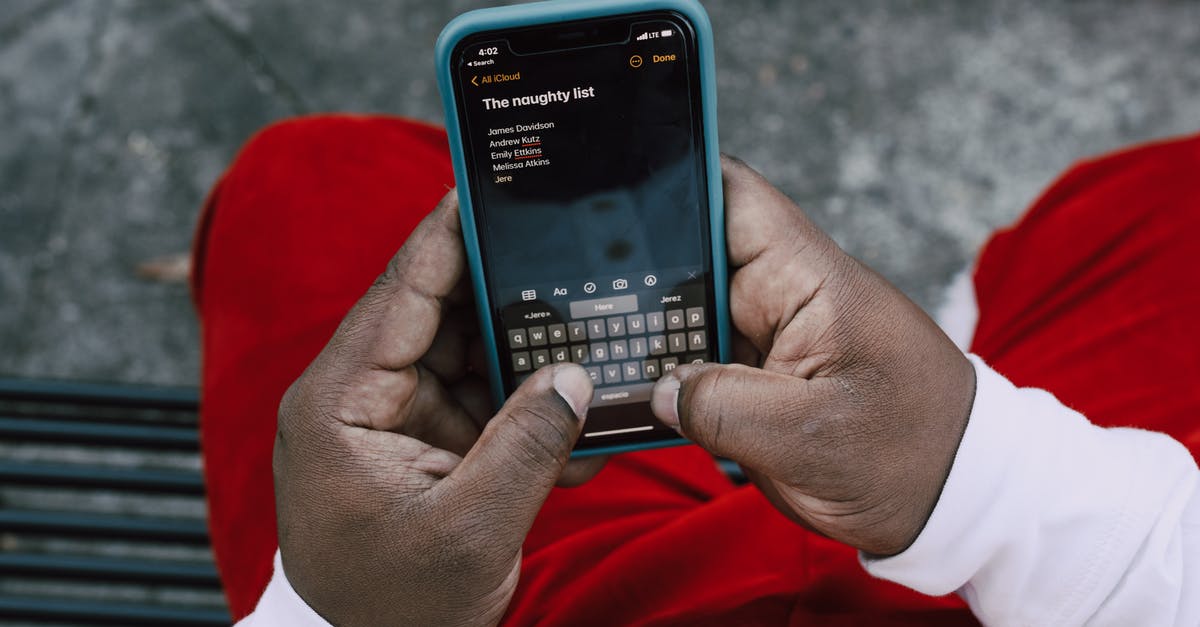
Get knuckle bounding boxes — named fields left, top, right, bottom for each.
left=275, top=378, right=304, bottom=430
left=681, top=366, right=732, bottom=447
left=434, top=501, right=519, bottom=575
left=496, top=401, right=572, bottom=476
left=275, top=376, right=329, bottom=444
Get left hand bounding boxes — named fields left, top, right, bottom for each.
left=650, top=157, right=975, bottom=557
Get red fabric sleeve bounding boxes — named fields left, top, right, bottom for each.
left=971, top=133, right=1200, bottom=456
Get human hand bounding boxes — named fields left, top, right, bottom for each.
left=273, top=192, right=602, bottom=625
left=651, top=157, right=976, bottom=556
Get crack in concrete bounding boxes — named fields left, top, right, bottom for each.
left=197, top=0, right=310, bottom=115
left=5, top=2, right=114, bottom=368
left=51, top=2, right=109, bottom=212
left=0, top=0, right=67, bottom=52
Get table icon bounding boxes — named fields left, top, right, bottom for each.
left=521, top=289, right=536, bottom=301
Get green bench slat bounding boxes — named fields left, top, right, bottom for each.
left=0, top=416, right=199, bottom=449
left=0, top=460, right=205, bottom=494
left=0, top=552, right=219, bottom=587
left=0, top=595, right=229, bottom=626
left=0, top=509, right=210, bottom=544
left=0, top=377, right=199, bottom=411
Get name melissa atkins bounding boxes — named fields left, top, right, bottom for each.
left=493, top=157, right=549, bottom=171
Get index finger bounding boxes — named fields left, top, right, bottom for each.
left=720, top=156, right=840, bottom=351
left=323, top=190, right=466, bottom=373
left=721, top=155, right=833, bottom=269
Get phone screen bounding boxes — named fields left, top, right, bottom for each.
left=451, top=11, right=715, bottom=451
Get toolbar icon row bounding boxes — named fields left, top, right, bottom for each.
left=522, top=275, right=659, bottom=301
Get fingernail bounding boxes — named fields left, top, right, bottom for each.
left=553, top=365, right=592, bottom=422
left=651, top=375, right=682, bottom=429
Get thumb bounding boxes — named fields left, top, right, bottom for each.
left=650, top=363, right=829, bottom=475
left=444, top=364, right=592, bottom=528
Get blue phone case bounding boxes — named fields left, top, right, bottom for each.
left=435, top=0, right=729, bottom=457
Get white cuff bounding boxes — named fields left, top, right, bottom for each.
left=863, top=355, right=1200, bottom=625
left=236, top=550, right=331, bottom=627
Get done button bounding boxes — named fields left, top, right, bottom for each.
left=652, top=53, right=677, bottom=63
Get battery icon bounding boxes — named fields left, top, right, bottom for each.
left=660, top=29, right=674, bottom=37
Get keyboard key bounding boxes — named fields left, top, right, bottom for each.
left=532, top=349, right=550, bottom=368
left=622, top=362, right=641, bottom=382
left=626, top=313, right=645, bottom=334
left=590, top=343, right=609, bottom=362
left=686, top=307, right=705, bottom=328
left=666, top=309, right=685, bottom=330
left=646, top=312, right=665, bottom=332
left=570, top=345, right=589, bottom=363
left=551, top=346, right=569, bottom=363
left=512, top=352, right=531, bottom=372
left=587, top=319, right=606, bottom=340
left=661, top=357, right=679, bottom=372
left=649, top=335, right=667, bottom=355
left=643, top=359, right=660, bottom=379
left=529, top=326, right=548, bottom=346
left=668, top=332, right=687, bottom=353
left=569, top=294, right=639, bottom=318
left=585, top=366, right=602, bottom=384
left=685, top=353, right=706, bottom=365
left=568, top=321, right=588, bottom=342
left=688, top=330, right=707, bottom=350
left=508, top=329, right=528, bottom=349
left=548, top=323, right=567, bottom=344
left=629, top=337, right=647, bottom=358
left=606, top=316, right=626, bottom=337
left=610, top=339, right=628, bottom=359
left=603, top=364, right=621, bottom=384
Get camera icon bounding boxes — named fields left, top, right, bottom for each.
left=612, top=278, right=628, bottom=290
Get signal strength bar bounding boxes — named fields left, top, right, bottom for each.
left=636, top=32, right=649, bottom=41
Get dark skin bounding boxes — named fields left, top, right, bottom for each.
left=274, top=156, right=975, bottom=625
left=274, top=193, right=604, bottom=625
left=651, top=156, right=976, bottom=557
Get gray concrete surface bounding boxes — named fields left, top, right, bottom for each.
left=2, top=0, right=1198, bottom=386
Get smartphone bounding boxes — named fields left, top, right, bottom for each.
left=436, top=0, right=729, bottom=457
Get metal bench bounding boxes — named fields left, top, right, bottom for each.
left=0, top=377, right=230, bottom=625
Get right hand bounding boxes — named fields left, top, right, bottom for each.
left=650, top=157, right=977, bottom=557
